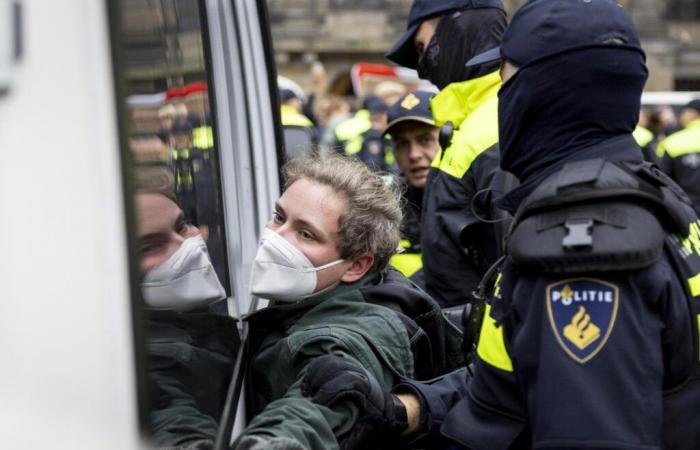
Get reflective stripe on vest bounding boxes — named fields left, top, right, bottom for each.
left=344, top=135, right=364, bottom=156
left=390, top=253, right=422, bottom=278
left=657, top=119, right=700, bottom=159
left=689, top=273, right=700, bottom=298
left=172, top=148, right=191, bottom=160
left=384, top=148, right=395, bottom=165
left=633, top=125, right=654, bottom=148
left=476, top=303, right=513, bottom=372
left=335, top=110, right=371, bottom=142
left=697, top=315, right=700, bottom=361
left=193, top=126, right=214, bottom=149
left=281, top=104, right=313, bottom=128
left=430, top=71, right=501, bottom=179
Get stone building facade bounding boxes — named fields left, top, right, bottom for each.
left=269, top=0, right=700, bottom=93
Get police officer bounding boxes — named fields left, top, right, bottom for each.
left=657, top=99, right=700, bottom=214
left=633, top=108, right=659, bottom=164
left=386, top=0, right=509, bottom=307
left=333, top=95, right=397, bottom=173
left=280, top=88, right=317, bottom=160
left=279, top=88, right=314, bottom=129
left=385, top=91, right=439, bottom=288
left=301, top=1, right=700, bottom=449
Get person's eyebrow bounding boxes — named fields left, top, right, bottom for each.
left=277, top=200, right=328, bottom=241
left=138, top=232, right=167, bottom=244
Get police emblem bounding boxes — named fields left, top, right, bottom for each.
left=546, top=278, right=619, bottom=363
left=368, top=141, right=381, bottom=155
left=400, top=94, right=420, bottom=110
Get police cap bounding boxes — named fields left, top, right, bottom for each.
left=363, top=95, right=389, bottom=114
left=684, top=99, right=700, bottom=114
left=383, top=91, right=436, bottom=136
left=279, top=88, right=298, bottom=103
left=386, top=0, right=505, bottom=69
left=465, top=0, right=643, bottom=69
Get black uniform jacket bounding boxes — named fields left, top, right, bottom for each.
left=398, top=153, right=700, bottom=450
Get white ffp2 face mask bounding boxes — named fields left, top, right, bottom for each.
left=142, top=235, right=226, bottom=311
left=249, top=228, right=345, bottom=302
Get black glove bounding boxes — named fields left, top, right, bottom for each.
left=301, top=354, right=408, bottom=450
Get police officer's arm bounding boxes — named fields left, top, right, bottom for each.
left=473, top=261, right=694, bottom=449
left=396, top=393, right=421, bottom=435
left=302, top=355, right=472, bottom=446
left=392, top=368, right=471, bottom=440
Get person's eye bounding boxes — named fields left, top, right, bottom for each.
left=299, top=229, right=315, bottom=241
left=140, top=242, right=163, bottom=255
left=175, top=217, right=193, bottom=236
left=273, top=211, right=284, bottom=224
left=395, top=141, right=409, bottom=152
left=416, top=45, right=425, bottom=60
left=419, top=136, right=433, bottom=145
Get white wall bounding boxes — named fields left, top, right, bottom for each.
left=0, top=1, right=141, bottom=447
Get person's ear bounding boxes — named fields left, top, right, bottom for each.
left=340, top=253, right=375, bottom=283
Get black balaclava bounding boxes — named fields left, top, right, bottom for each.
left=498, top=46, right=648, bottom=212
left=417, top=7, right=506, bottom=90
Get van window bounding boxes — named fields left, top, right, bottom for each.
left=114, top=0, right=240, bottom=446
left=121, top=0, right=230, bottom=297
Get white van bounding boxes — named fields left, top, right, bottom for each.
left=0, top=0, right=282, bottom=448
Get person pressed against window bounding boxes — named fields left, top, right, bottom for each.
left=266, top=177, right=371, bottom=291
left=234, top=156, right=455, bottom=450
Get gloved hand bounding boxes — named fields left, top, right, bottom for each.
left=301, top=354, right=408, bottom=450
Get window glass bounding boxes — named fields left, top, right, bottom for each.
left=116, top=0, right=239, bottom=446
left=122, top=0, right=229, bottom=296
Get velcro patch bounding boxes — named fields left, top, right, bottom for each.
left=546, top=278, right=619, bottom=364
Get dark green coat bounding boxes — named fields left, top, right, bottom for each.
left=236, top=272, right=414, bottom=449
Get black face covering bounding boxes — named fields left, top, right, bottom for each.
left=498, top=47, right=648, bottom=211
left=416, top=8, right=506, bottom=90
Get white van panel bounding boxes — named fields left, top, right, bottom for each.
left=0, top=1, right=139, bottom=448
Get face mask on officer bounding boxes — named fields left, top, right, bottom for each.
left=415, top=8, right=507, bottom=90
left=142, top=234, right=226, bottom=311
left=249, top=228, right=346, bottom=302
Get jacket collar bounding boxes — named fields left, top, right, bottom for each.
left=243, top=271, right=380, bottom=321
left=430, top=70, right=501, bottom=127
left=686, top=118, right=700, bottom=130
left=498, top=134, right=644, bottom=214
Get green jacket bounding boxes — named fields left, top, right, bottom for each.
left=235, top=272, right=414, bottom=450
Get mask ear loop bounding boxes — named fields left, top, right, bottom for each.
left=470, top=188, right=511, bottom=224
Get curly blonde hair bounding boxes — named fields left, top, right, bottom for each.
left=283, top=156, right=403, bottom=272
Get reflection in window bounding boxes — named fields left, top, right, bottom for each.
left=116, top=0, right=239, bottom=447
left=123, top=0, right=229, bottom=294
